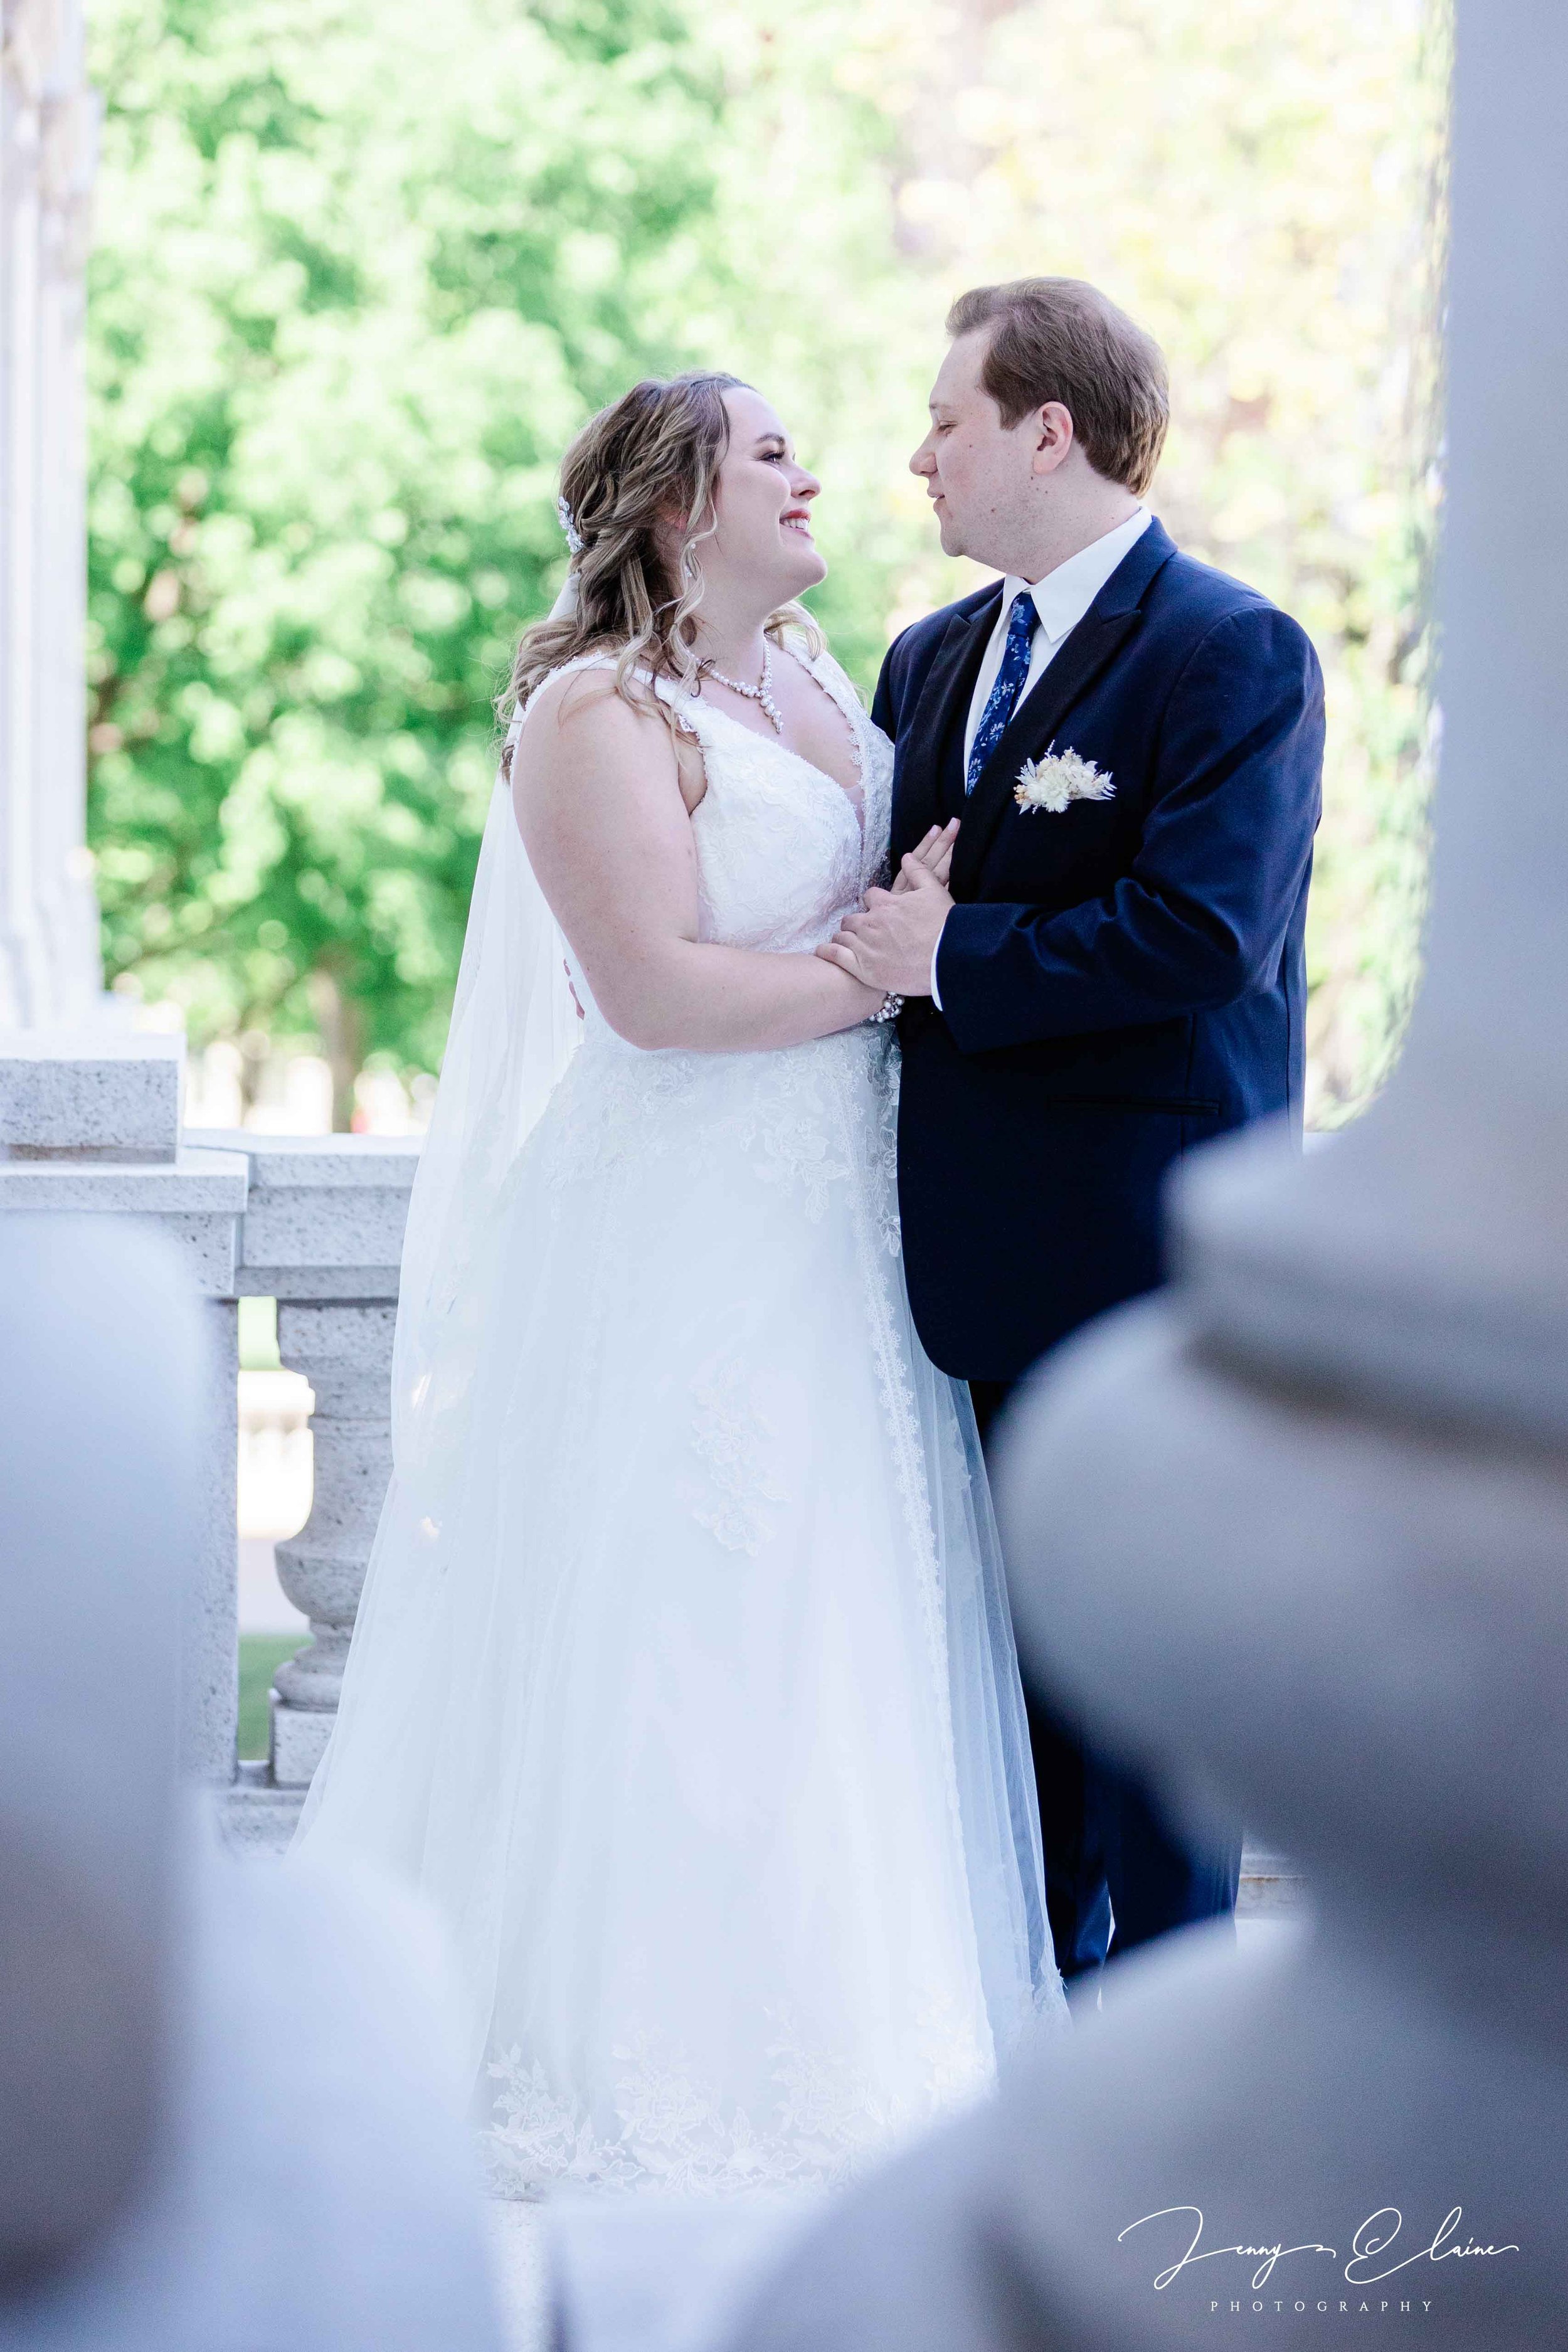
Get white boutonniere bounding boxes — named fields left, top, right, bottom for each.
left=1014, top=747, right=1115, bottom=815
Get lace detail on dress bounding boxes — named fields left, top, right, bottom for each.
left=730, top=1042, right=855, bottom=1221
left=646, top=645, right=881, bottom=952
left=803, top=647, right=893, bottom=895
left=524, top=638, right=896, bottom=1216
left=691, top=1362, right=786, bottom=1556
left=864, top=1024, right=903, bottom=1258
left=540, top=1041, right=702, bottom=1196
left=484, top=2005, right=990, bottom=2200
left=541, top=1020, right=882, bottom=1230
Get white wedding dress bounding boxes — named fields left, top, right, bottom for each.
left=292, top=642, right=1062, bottom=2198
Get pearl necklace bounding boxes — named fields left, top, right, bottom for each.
left=701, top=645, right=784, bottom=734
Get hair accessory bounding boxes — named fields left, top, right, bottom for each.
left=556, top=495, right=585, bottom=557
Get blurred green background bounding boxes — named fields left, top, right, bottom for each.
left=87, top=0, right=1448, bottom=1130
left=238, top=1633, right=295, bottom=1758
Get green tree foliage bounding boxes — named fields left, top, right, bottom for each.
left=88, top=0, right=1446, bottom=1126
left=88, top=0, right=721, bottom=1119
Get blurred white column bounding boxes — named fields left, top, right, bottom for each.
left=1, top=1211, right=505, bottom=2351
left=1177, top=1, right=1568, bottom=1440
left=0, top=1033, right=250, bottom=1780
left=1, top=0, right=102, bottom=1027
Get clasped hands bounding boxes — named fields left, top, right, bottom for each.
left=815, top=818, right=958, bottom=997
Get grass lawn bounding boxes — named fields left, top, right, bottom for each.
left=238, top=1634, right=299, bottom=1760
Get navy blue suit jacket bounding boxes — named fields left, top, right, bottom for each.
left=875, top=517, right=1323, bottom=1380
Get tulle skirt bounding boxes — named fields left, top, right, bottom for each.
left=294, top=1019, right=1061, bottom=2195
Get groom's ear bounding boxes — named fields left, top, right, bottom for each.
left=1029, top=401, right=1076, bottom=477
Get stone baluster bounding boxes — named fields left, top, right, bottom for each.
left=188, top=1129, right=420, bottom=1848
left=270, top=1298, right=398, bottom=1787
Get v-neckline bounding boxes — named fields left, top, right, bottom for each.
left=693, top=647, right=866, bottom=845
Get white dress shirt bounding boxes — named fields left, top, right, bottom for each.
left=930, top=506, right=1152, bottom=1007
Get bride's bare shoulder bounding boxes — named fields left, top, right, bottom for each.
left=512, top=662, right=706, bottom=815
left=521, top=659, right=641, bottom=738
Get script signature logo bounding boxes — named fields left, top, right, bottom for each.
left=1118, top=2206, right=1520, bottom=2293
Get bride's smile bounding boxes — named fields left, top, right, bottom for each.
left=699, top=384, right=829, bottom=612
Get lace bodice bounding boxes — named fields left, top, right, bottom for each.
left=543, top=642, right=891, bottom=1030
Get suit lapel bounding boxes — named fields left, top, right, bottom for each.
left=947, top=517, right=1179, bottom=899
left=948, top=610, right=1141, bottom=897
left=891, top=590, right=999, bottom=862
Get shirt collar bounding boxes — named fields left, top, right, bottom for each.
left=1006, top=507, right=1152, bottom=644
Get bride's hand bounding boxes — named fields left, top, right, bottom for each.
left=891, top=819, right=958, bottom=894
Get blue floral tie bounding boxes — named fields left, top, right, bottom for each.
left=966, top=590, right=1037, bottom=795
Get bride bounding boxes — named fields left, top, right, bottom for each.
left=292, top=369, right=1063, bottom=2196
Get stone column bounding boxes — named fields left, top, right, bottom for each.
left=1, top=0, right=102, bottom=1027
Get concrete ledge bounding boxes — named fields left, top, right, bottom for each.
left=188, top=1131, right=424, bottom=1188
left=0, top=1143, right=248, bottom=1212
left=0, top=1147, right=249, bottom=1291
left=220, top=1774, right=305, bottom=1856
left=186, top=1130, right=420, bottom=1291
left=0, top=1028, right=184, bottom=1157
left=237, top=1263, right=404, bottom=1300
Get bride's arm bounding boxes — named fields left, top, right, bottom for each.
left=512, top=675, right=884, bottom=1052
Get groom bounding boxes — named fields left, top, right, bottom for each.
left=822, top=278, right=1323, bottom=1982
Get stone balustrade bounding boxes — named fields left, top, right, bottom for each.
left=0, top=1034, right=417, bottom=1850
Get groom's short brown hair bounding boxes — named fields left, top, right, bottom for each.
left=946, top=278, right=1169, bottom=497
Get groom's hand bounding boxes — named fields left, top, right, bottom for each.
left=816, top=855, right=953, bottom=996
left=891, top=819, right=959, bottom=894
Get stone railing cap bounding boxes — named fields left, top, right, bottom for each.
left=185, top=1129, right=422, bottom=1190
left=1, top=1028, right=185, bottom=1157
left=0, top=1026, right=184, bottom=1062
left=0, top=1143, right=248, bottom=1211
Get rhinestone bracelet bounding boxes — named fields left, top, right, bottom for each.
left=871, top=992, right=906, bottom=1024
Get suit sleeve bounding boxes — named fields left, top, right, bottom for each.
left=933, top=606, right=1324, bottom=1053
left=871, top=635, right=903, bottom=740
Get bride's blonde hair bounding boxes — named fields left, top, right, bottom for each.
left=498, top=370, right=822, bottom=770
